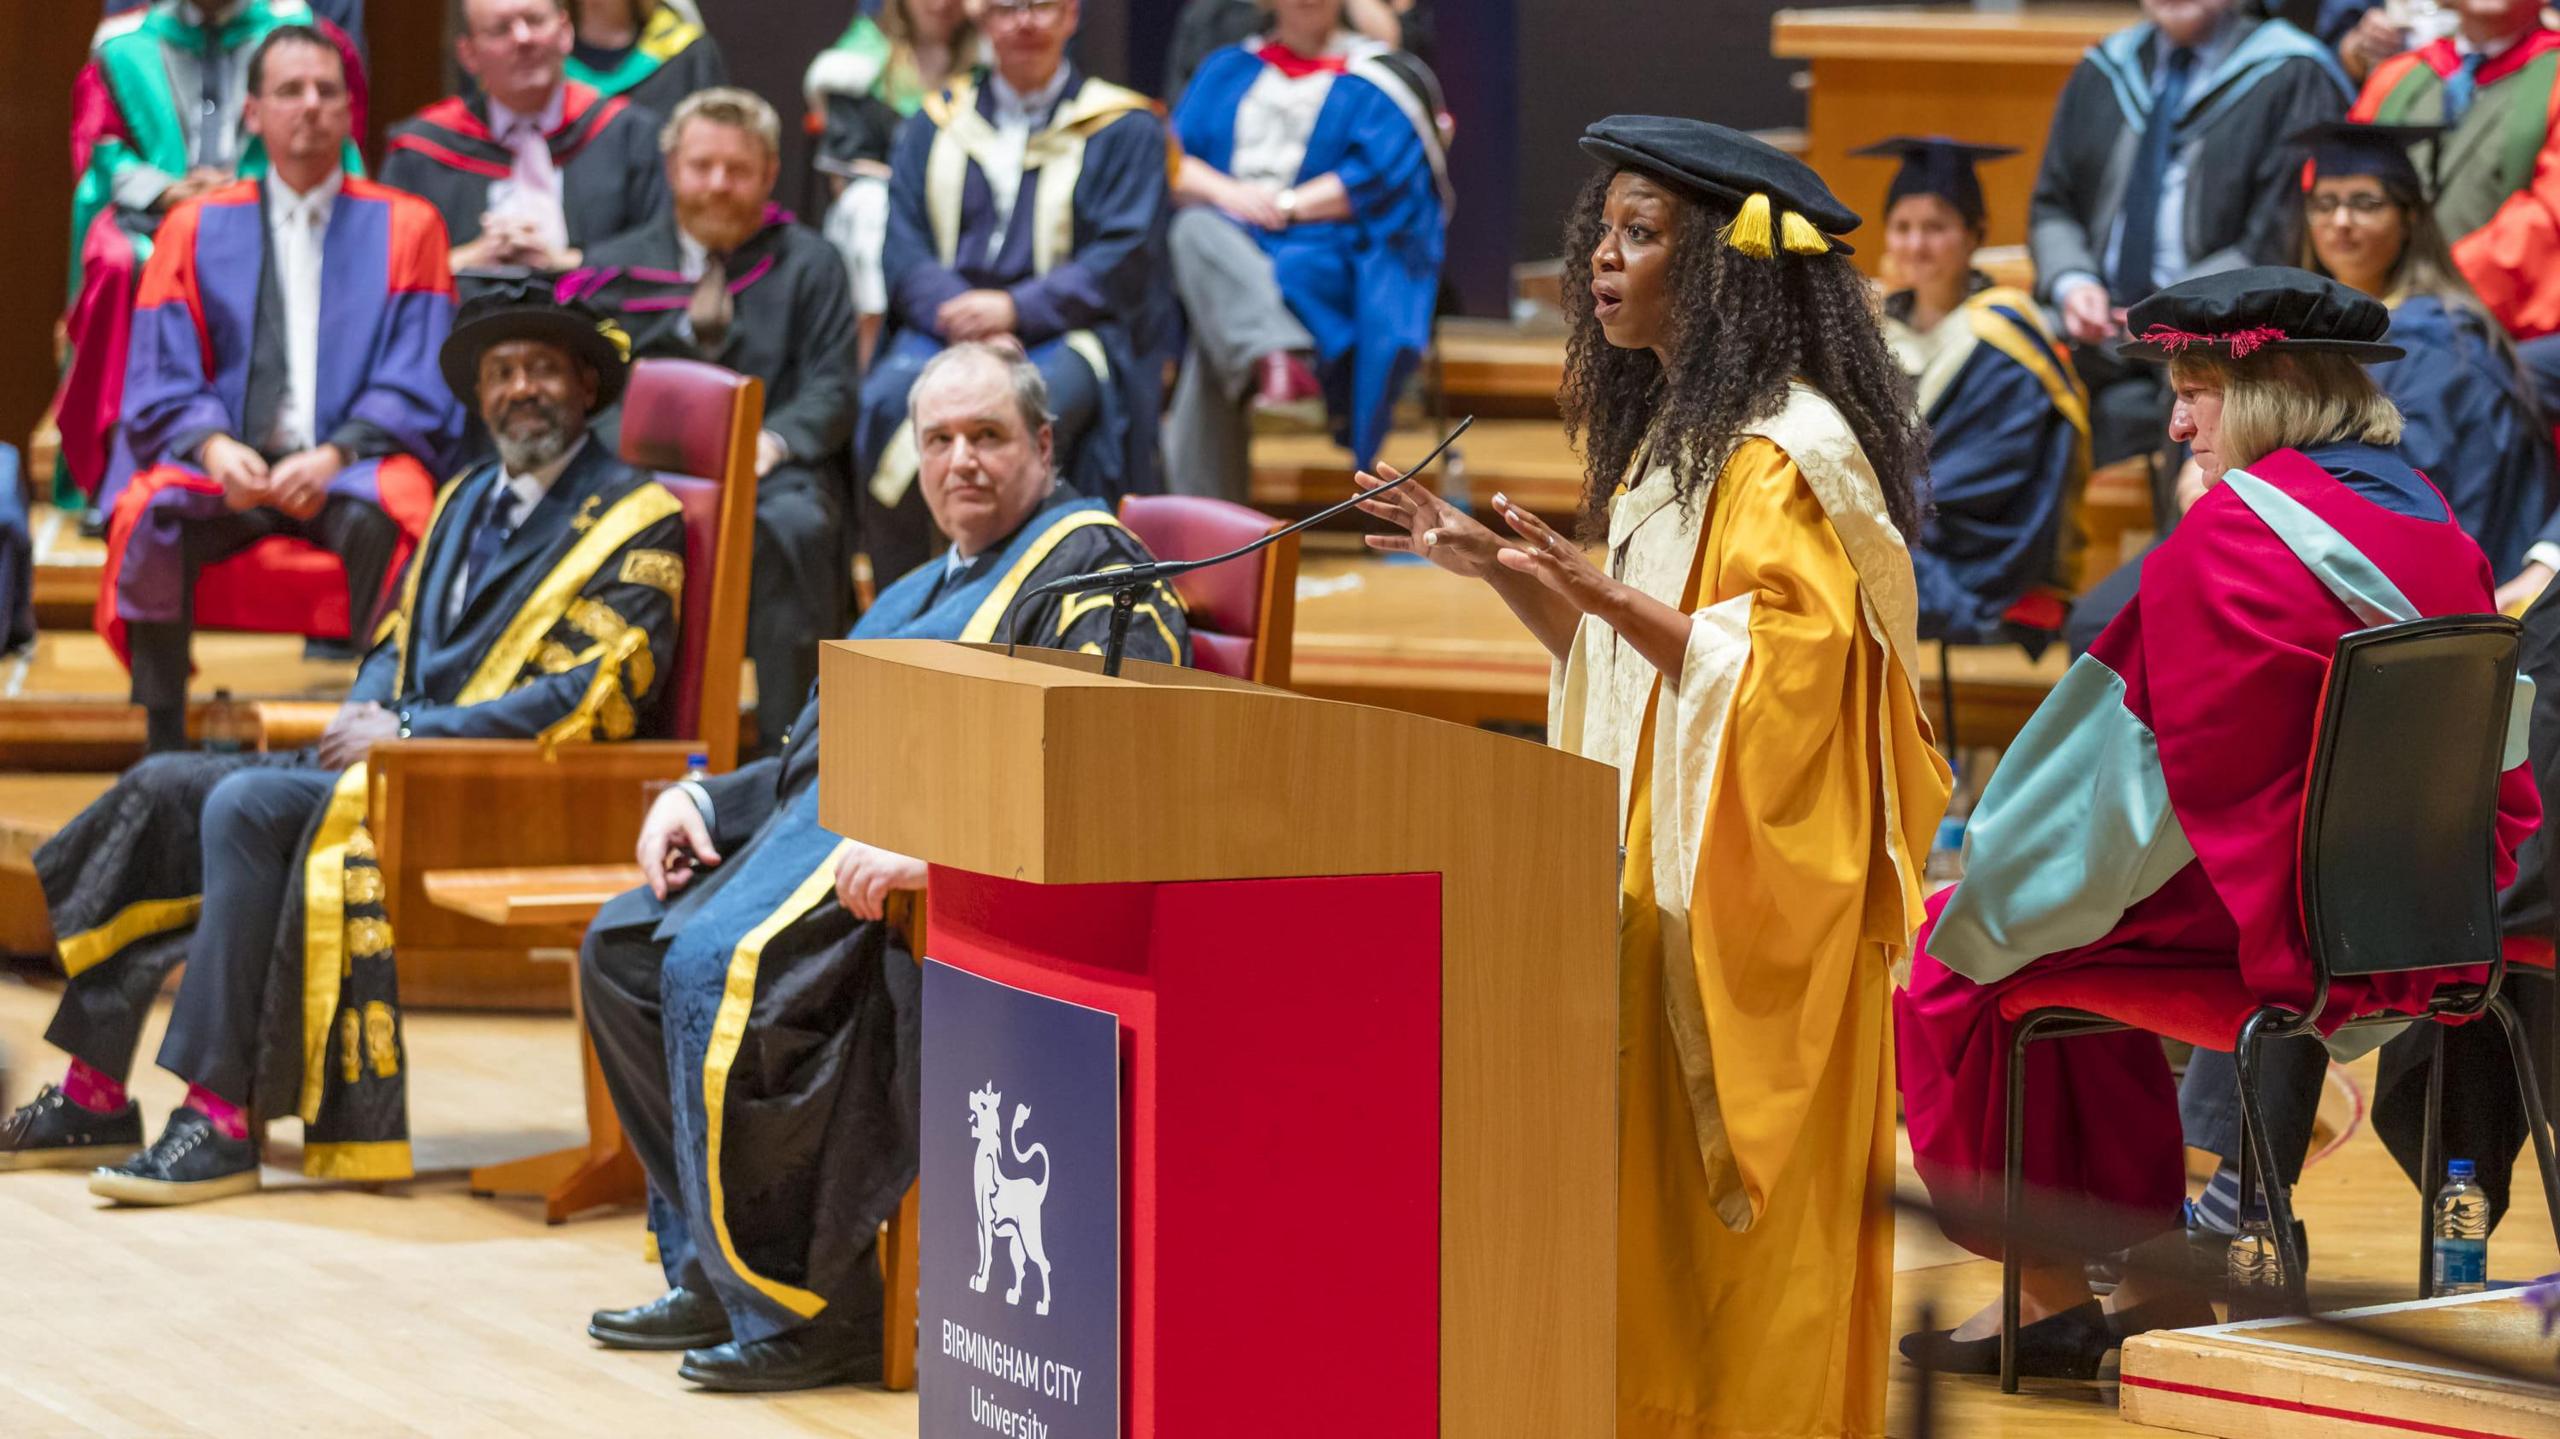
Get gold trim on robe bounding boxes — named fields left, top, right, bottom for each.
left=57, top=896, right=203, bottom=979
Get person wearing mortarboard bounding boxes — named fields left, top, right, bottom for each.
left=1355, top=116, right=1950, bottom=1437
left=2163, top=117, right=2557, bottom=1281
left=1860, top=135, right=2093, bottom=652
left=1898, top=265, right=2538, bottom=1377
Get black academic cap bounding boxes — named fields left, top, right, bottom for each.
left=2117, top=265, right=2404, bottom=365
left=2287, top=118, right=2445, bottom=198
left=1581, top=114, right=1860, bottom=257
left=1850, top=135, right=2018, bottom=229
left=439, top=278, right=634, bottom=412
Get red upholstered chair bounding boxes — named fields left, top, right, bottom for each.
left=1983, top=615, right=2560, bottom=1392
left=1116, top=493, right=1298, bottom=685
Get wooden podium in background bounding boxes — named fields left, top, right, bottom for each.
left=821, top=640, right=1621, bottom=1437
left=1775, top=3, right=2137, bottom=270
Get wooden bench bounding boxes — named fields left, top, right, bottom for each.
left=1251, top=417, right=1585, bottom=523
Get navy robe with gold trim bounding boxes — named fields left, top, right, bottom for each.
left=585, top=491, right=1186, bottom=1344
left=35, top=441, right=686, bottom=1180
left=1885, top=279, right=2092, bottom=647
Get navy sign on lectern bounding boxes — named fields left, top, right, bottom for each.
left=919, top=960, right=1121, bottom=1439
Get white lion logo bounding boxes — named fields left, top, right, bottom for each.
left=968, top=1083, right=1054, bottom=1316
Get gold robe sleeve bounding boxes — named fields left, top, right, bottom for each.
left=1641, top=438, right=1944, bottom=1230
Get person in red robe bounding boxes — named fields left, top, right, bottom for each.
left=1895, top=266, right=2539, bottom=1378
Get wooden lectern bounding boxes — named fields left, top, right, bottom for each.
left=820, top=640, right=1621, bottom=1437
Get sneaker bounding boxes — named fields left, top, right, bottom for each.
left=0, top=1084, right=144, bottom=1172
left=1250, top=351, right=1322, bottom=412
left=87, top=1107, right=259, bottom=1206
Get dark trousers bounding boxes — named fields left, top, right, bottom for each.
left=149, top=765, right=336, bottom=1099
left=746, top=464, right=849, bottom=756
left=579, top=886, right=711, bottom=1293
left=128, top=495, right=402, bottom=713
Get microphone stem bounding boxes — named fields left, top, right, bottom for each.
left=1101, top=581, right=1142, bottom=678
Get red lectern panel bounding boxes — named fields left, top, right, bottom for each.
left=927, top=867, right=1442, bottom=1438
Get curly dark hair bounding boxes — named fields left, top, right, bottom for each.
left=1559, top=168, right=1931, bottom=542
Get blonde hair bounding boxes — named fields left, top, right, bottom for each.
left=660, top=86, right=782, bottom=159
left=2169, top=349, right=2403, bottom=470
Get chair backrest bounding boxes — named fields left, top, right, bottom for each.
left=616, top=358, right=764, bottom=771
left=2298, top=615, right=2518, bottom=993
left=1116, top=494, right=1297, bottom=686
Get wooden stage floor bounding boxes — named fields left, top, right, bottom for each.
left=2, top=977, right=2552, bottom=1435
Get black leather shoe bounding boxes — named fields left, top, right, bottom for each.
left=1898, top=1301, right=2115, bottom=1380
left=679, top=1324, right=881, bottom=1393
left=0, top=1085, right=144, bottom=1172
left=589, top=1287, right=733, bottom=1351
left=87, top=1107, right=258, bottom=1206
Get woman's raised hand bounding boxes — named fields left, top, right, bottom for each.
left=1489, top=492, right=1618, bottom=614
left=1355, top=463, right=1509, bottom=577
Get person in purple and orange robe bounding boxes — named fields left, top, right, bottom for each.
left=56, top=1, right=367, bottom=510
left=97, top=26, right=458, bottom=754
left=1895, top=266, right=2539, bottom=1379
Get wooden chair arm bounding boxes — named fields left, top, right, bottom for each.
left=423, top=863, right=647, bottom=929
left=253, top=701, right=340, bottom=751
left=367, top=739, right=696, bottom=947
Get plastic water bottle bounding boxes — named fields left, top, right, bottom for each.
left=684, top=751, right=710, bottom=784
left=2225, top=1217, right=2287, bottom=1320
left=199, top=687, right=252, bottom=754
left=2433, top=1159, right=2490, bottom=1295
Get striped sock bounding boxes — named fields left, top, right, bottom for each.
left=2190, top=1164, right=2246, bottom=1237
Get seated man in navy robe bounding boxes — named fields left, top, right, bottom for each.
left=580, top=341, right=1189, bottom=1393
left=0, top=288, right=688, bottom=1207
left=100, top=24, right=461, bottom=755
left=853, top=0, right=1171, bottom=584
left=568, top=87, right=859, bottom=757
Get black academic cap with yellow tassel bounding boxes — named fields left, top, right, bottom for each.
left=1581, top=114, right=1861, bottom=258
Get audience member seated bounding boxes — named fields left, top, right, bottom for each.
left=2326, top=0, right=2460, bottom=85
left=577, top=343, right=1189, bottom=1394
left=2294, top=121, right=2550, bottom=581
left=104, top=0, right=365, bottom=57
left=1163, top=0, right=1433, bottom=103
left=2030, top=0, right=2349, bottom=494
left=569, top=88, right=859, bottom=756
left=1162, top=0, right=1449, bottom=503
left=1863, top=135, right=2090, bottom=647
left=381, top=0, right=670, bottom=287
left=854, top=0, right=1169, bottom=582
left=2349, top=0, right=2560, bottom=337
left=0, top=286, right=688, bottom=1206
left=1895, top=268, right=2537, bottom=1379
left=566, top=0, right=724, bottom=116
left=807, top=0, right=981, bottom=344
left=99, top=26, right=461, bottom=756
left=57, top=0, right=366, bottom=510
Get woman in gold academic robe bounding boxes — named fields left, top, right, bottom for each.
left=1358, top=115, right=1951, bottom=1438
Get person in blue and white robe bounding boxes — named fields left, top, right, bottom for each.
left=852, top=0, right=1170, bottom=586
left=1162, top=0, right=1448, bottom=502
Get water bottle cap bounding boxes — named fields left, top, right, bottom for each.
left=686, top=752, right=708, bottom=767
left=2449, top=1159, right=2476, bottom=1179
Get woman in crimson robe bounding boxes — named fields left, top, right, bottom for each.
left=1896, top=266, right=2539, bottom=1378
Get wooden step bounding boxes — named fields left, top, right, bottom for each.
left=1252, top=418, right=1586, bottom=523
left=1433, top=318, right=1564, bottom=415
left=29, top=502, right=102, bottom=629
left=1, top=629, right=354, bottom=771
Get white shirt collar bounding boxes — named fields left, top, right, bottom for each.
left=497, top=434, right=588, bottom=515
left=989, top=64, right=1073, bottom=127
left=2455, top=27, right=2531, bottom=62
left=677, top=226, right=712, bottom=280
left=264, top=168, right=343, bottom=228
left=489, top=85, right=568, bottom=141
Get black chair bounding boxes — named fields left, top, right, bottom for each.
left=1985, top=613, right=2560, bottom=1392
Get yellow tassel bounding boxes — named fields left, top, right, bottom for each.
left=1780, top=210, right=1829, bottom=255
left=1725, top=193, right=1775, bottom=259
